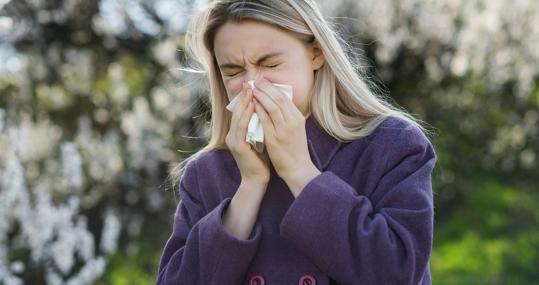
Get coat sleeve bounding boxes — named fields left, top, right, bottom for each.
left=156, top=158, right=263, bottom=285
left=279, top=125, right=437, bottom=285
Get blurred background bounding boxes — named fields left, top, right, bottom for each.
left=0, top=0, right=537, bottom=284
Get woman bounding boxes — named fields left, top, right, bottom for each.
left=157, top=0, right=437, bottom=284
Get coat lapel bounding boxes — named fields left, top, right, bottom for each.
left=305, top=115, right=343, bottom=171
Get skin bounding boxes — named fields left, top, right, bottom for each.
left=215, top=20, right=320, bottom=117
left=215, top=20, right=325, bottom=239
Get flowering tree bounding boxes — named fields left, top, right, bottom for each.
left=0, top=0, right=208, bottom=283
left=1, top=0, right=538, bottom=284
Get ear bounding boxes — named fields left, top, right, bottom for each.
left=310, top=41, right=325, bottom=70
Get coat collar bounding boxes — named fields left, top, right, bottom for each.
left=305, top=115, right=343, bottom=171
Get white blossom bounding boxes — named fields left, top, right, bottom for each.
left=121, top=96, right=167, bottom=181
left=64, top=256, right=106, bottom=285
left=324, top=0, right=539, bottom=97
left=59, top=48, right=94, bottom=94
left=100, top=211, right=121, bottom=254
left=75, top=116, right=123, bottom=183
left=0, top=129, right=120, bottom=284
left=61, top=142, right=84, bottom=189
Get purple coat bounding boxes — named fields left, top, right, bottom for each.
left=156, top=115, right=437, bottom=285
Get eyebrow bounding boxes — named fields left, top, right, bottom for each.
left=219, top=52, right=284, bottom=69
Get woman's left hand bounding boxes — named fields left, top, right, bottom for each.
left=252, top=76, right=321, bottom=197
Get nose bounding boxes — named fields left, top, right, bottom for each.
left=243, top=67, right=261, bottom=83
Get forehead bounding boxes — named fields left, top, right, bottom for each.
left=213, top=20, right=300, bottom=63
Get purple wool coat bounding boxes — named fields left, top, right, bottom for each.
left=156, top=115, right=437, bottom=285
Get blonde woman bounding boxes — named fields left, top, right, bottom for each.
left=157, top=1, right=437, bottom=284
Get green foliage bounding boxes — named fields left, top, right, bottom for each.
left=97, top=238, right=164, bottom=285
left=431, top=178, right=539, bottom=284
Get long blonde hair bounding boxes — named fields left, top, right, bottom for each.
left=169, top=0, right=430, bottom=187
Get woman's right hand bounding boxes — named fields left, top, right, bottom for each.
left=225, top=81, right=271, bottom=187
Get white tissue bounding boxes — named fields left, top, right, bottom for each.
left=225, top=80, right=293, bottom=153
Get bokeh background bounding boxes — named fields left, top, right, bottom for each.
left=0, top=0, right=538, bottom=284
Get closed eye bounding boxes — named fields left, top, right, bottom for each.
left=224, top=70, right=243, bottom=77
left=223, top=63, right=280, bottom=77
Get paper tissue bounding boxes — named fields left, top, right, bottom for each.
left=225, top=80, right=293, bottom=153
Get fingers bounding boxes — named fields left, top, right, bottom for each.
left=230, top=82, right=254, bottom=145
left=252, top=77, right=291, bottom=127
left=253, top=97, right=275, bottom=139
left=252, top=88, right=286, bottom=131
left=231, top=82, right=251, bottom=128
left=237, top=88, right=255, bottom=141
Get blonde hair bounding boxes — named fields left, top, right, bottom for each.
left=168, top=0, right=430, bottom=188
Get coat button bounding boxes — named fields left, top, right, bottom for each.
left=299, top=274, right=316, bottom=285
left=249, top=274, right=265, bottom=285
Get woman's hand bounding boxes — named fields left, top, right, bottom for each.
left=226, top=81, right=271, bottom=188
left=251, top=77, right=320, bottom=196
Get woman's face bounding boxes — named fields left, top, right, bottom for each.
left=213, top=20, right=325, bottom=117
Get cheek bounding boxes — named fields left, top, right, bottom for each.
left=225, top=78, right=245, bottom=100
left=291, top=88, right=310, bottom=111
left=286, top=76, right=314, bottom=110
